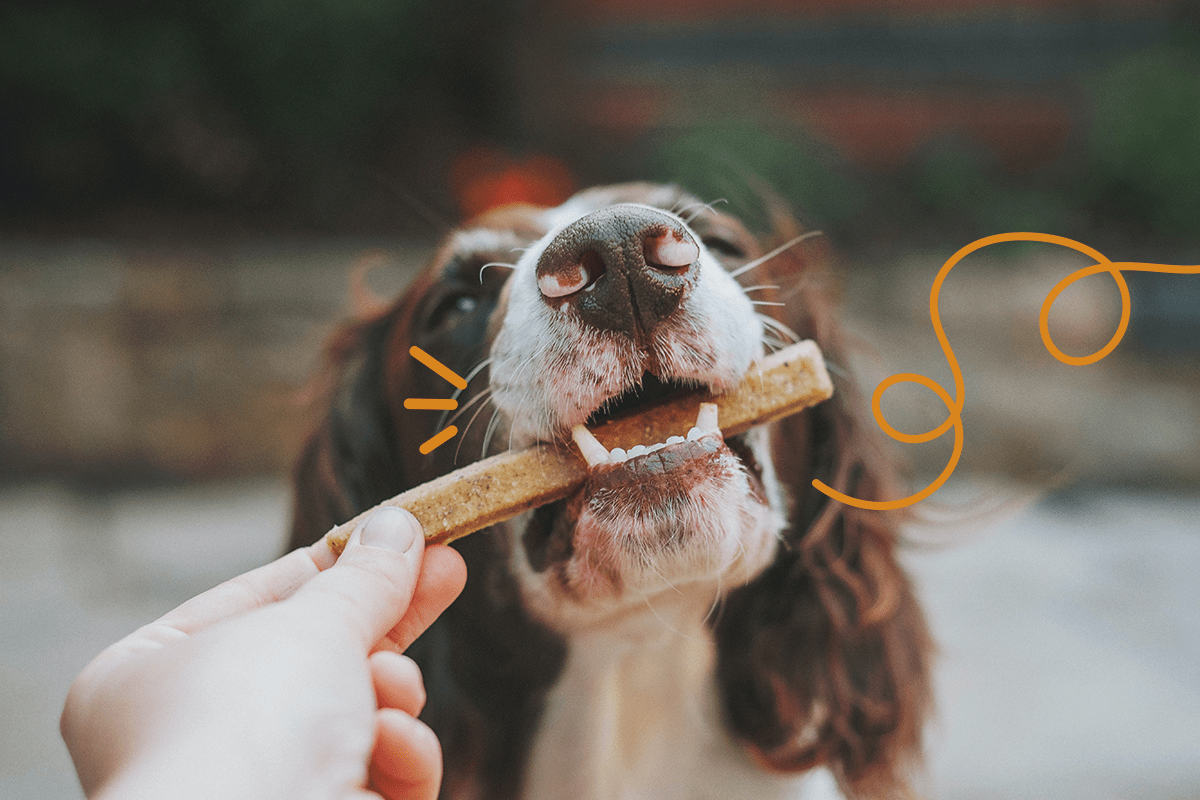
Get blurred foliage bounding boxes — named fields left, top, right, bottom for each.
left=2, top=3, right=1198, bottom=244
left=0, top=0, right=461, bottom=219
left=0, top=0, right=435, bottom=139
left=646, top=122, right=867, bottom=234
left=1082, top=45, right=1200, bottom=236
left=907, top=138, right=1073, bottom=238
left=647, top=39, right=1200, bottom=246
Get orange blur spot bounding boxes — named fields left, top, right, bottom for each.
left=451, top=145, right=575, bottom=219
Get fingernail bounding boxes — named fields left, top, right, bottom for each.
left=357, top=507, right=418, bottom=553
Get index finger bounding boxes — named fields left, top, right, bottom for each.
left=155, top=539, right=338, bottom=636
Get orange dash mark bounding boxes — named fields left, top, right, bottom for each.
left=409, top=346, right=467, bottom=390
left=404, top=398, right=459, bottom=410
left=419, top=425, right=459, bottom=455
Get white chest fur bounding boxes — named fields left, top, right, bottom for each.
left=521, top=595, right=842, bottom=800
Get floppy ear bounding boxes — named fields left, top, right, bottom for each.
left=712, top=225, right=934, bottom=798
left=288, top=303, right=415, bottom=551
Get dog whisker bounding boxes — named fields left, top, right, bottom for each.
left=642, top=594, right=707, bottom=643
left=479, top=262, right=517, bottom=283
left=671, top=196, right=724, bottom=214
left=704, top=584, right=727, bottom=627
left=757, top=313, right=800, bottom=344
left=749, top=300, right=787, bottom=307
left=761, top=336, right=789, bottom=353
left=454, top=389, right=497, bottom=464
left=740, top=284, right=780, bottom=294
left=675, top=198, right=727, bottom=224
left=704, top=578, right=723, bottom=625
left=481, top=406, right=504, bottom=459
left=824, top=357, right=850, bottom=381
left=463, top=356, right=495, bottom=385
left=498, top=356, right=539, bottom=451
left=728, top=230, right=823, bottom=278
left=447, top=386, right=493, bottom=428
left=438, top=358, right=495, bottom=429
left=643, top=552, right=683, bottom=595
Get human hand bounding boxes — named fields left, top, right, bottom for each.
left=61, top=506, right=467, bottom=800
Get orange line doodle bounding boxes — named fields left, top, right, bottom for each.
left=409, top=346, right=468, bottom=390
left=419, top=425, right=459, bottom=455
left=813, top=232, right=1200, bottom=511
left=404, top=398, right=459, bottom=410
left=407, top=347, right=468, bottom=454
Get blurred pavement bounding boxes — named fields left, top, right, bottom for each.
left=2, top=479, right=1198, bottom=799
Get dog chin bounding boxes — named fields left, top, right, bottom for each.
left=511, top=427, right=786, bottom=631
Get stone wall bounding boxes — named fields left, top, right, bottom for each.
left=0, top=239, right=431, bottom=481
left=840, top=246, right=1200, bottom=489
left=1, top=238, right=1196, bottom=487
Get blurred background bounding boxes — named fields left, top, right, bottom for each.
left=2, top=0, right=1197, bottom=798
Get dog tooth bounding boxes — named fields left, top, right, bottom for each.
left=695, top=402, right=719, bottom=433
left=687, top=427, right=703, bottom=441
left=647, top=442, right=665, bottom=453
left=571, top=424, right=610, bottom=467
left=609, top=447, right=628, bottom=462
left=666, top=435, right=684, bottom=445
left=628, top=444, right=648, bottom=458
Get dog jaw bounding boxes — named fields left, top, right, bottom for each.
left=511, top=423, right=786, bottom=631
left=482, top=191, right=787, bottom=631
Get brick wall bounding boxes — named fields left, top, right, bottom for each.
left=511, top=0, right=1182, bottom=179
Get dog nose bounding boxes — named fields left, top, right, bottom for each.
left=536, top=204, right=701, bottom=341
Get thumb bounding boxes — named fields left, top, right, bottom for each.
left=287, top=506, right=426, bottom=650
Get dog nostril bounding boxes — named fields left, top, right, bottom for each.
left=538, top=250, right=606, bottom=298
left=538, top=266, right=587, bottom=298
left=643, top=230, right=700, bottom=269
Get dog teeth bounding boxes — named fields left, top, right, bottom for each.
left=572, top=424, right=610, bottom=467
left=695, top=402, right=719, bottom=434
left=575, top=413, right=719, bottom=469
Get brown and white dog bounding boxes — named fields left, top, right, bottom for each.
left=288, top=183, right=933, bottom=800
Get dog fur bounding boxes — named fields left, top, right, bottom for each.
left=289, top=183, right=933, bottom=800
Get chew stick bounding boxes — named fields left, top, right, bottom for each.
left=323, top=339, right=832, bottom=552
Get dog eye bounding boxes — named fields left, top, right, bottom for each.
left=427, top=292, right=479, bottom=330
left=702, top=236, right=746, bottom=259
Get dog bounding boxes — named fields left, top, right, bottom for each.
left=288, top=183, right=933, bottom=800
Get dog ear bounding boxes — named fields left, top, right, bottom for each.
left=288, top=302, right=417, bottom=551
left=712, top=230, right=934, bottom=798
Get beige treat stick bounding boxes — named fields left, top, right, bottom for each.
left=323, top=339, right=833, bottom=553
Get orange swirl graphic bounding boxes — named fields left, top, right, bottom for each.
left=812, top=232, right=1200, bottom=511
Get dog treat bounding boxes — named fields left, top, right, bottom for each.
left=323, top=339, right=833, bottom=552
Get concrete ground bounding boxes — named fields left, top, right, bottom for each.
left=2, top=479, right=1198, bottom=800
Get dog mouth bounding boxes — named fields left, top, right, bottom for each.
left=572, top=400, right=726, bottom=471
left=519, top=383, right=771, bottom=591
left=583, top=372, right=701, bottom=429
left=568, top=388, right=764, bottom=505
